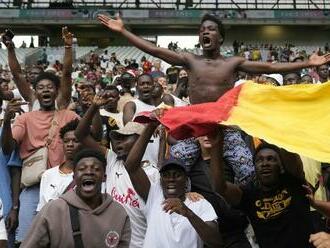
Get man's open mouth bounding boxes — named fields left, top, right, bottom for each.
left=82, top=179, right=96, bottom=192
left=203, top=36, right=212, bottom=48
left=142, top=91, right=150, bottom=96
left=166, top=184, right=177, bottom=194
left=42, top=94, right=52, bottom=102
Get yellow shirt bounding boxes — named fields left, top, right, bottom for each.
left=301, top=155, right=327, bottom=210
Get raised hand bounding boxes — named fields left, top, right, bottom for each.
left=186, top=192, right=204, bottom=202
left=310, top=232, right=330, bottom=248
left=97, top=14, right=124, bottom=33
left=162, top=198, right=191, bottom=217
left=302, top=184, right=316, bottom=207
left=1, top=32, right=14, bottom=49
left=308, top=53, right=330, bottom=67
left=4, top=100, right=27, bottom=121
left=80, top=89, right=95, bottom=107
left=150, top=108, right=168, bottom=121
left=92, top=91, right=111, bottom=107
left=62, top=26, right=74, bottom=46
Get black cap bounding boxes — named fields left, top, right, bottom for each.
left=159, top=158, right=187, bottom=174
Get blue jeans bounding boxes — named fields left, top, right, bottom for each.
left=16, top=184, right=40, bottom=242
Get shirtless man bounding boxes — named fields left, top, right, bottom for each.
left=98, top=13, right=330, bottom=185
left=97, top=13, right=330, bottom=105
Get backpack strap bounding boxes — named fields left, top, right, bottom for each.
left=68, top=203, right=84, bottom=248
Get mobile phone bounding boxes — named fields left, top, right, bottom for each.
left=3, top=29, right=14, bottom=41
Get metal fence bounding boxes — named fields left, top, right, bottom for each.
left=0, top=0, right=329, bottom=9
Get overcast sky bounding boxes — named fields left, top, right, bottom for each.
left=11, top=35, right=199, bottom=49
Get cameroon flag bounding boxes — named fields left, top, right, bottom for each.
left=135, top=81, right=330, bottom=163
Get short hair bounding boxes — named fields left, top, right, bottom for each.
left=283, top=71, right=301, bottom=77
left=73, top=148, right=107, bottom=169
left=137, top=73, right=153, bottom=83
left=59, top=119, right=80, bottom=140
left=317, top=63, right=330, bottom=71
left=121, top=72, right=135, bottom=81
left=104, top=85, right=120, bottom=94
left=253, top=142, right=281, bottom=163
left=33, top=72, right=60, bottom=90
left=201, top=13, right=225, bottom=45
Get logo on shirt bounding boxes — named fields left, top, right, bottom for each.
left=105, top=231, right=120, bottom=247
left=111, top=187, right=140, bottom=208
left=255, top=189, right=292, bottom=220
left=115, top=172, right=123, bottom=178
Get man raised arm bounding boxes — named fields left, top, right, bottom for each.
left=56, top=26, right=73, bottom=109
left=208, top=127, right=243, bottom=206
left=74, top=92, right=110, bottom=156
left=97, top=14, right=187, bottom=66
left=124, top=114, right=222, bottom=247
left=124, top=119, right=159, bottom=201
left=237, top=53, right=330, bottom=74
left=3, top=35, right=34, bottom=103
left=3, top=27, right=75, bottom=109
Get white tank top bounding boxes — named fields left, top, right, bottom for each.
left=131, top=99, right=160, bottom=165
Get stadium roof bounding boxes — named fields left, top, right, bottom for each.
left=1, top=0, right=329, bottom=10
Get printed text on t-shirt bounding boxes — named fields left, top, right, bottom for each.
left=111, top=187, right=140, bottom=208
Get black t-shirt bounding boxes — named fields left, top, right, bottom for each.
left=239, top=174, right=314, bottom=248
left=189, top=158, right=249, bottom=233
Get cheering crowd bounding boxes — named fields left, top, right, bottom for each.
left=0, top=13, right=330, bottom=248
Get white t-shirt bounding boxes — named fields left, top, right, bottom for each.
left=132, top=99, right=160, bottom=165
left=106, top=150, right=159, bottom=248
left=37, top=166, right=73, bottom=211
left=100, top=54, right=110, bottom=69
left=0, top=199, right=7, bottom=241
left=142, top=182, right=218, bottom=248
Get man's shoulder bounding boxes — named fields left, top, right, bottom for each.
left=187, top=198, right=218, bottom=221
left=58, top=109, right=80, bottom=120
left=58, top=109, right=78, bottom=115
left=189, top=198, right=214, bottom=210
left=14, top=111, right=29, bottom=121
left=107, top=195, right=129, bottom=217
left=40, top=197, right=68, bottom=216
left=225, top=56, right=246, bottom=63
left=42, top=166, right=59, bottom=178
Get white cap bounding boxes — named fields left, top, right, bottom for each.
left=45, top=66, right=57, bottom=74
left=263, top=74, right=283, bottom=86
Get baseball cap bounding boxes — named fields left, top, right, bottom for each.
left=109, top=122, right=145, bottom=139
left=263, top=74, right=283, bottom=86
left=159, top=158, right=187, bottom=174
